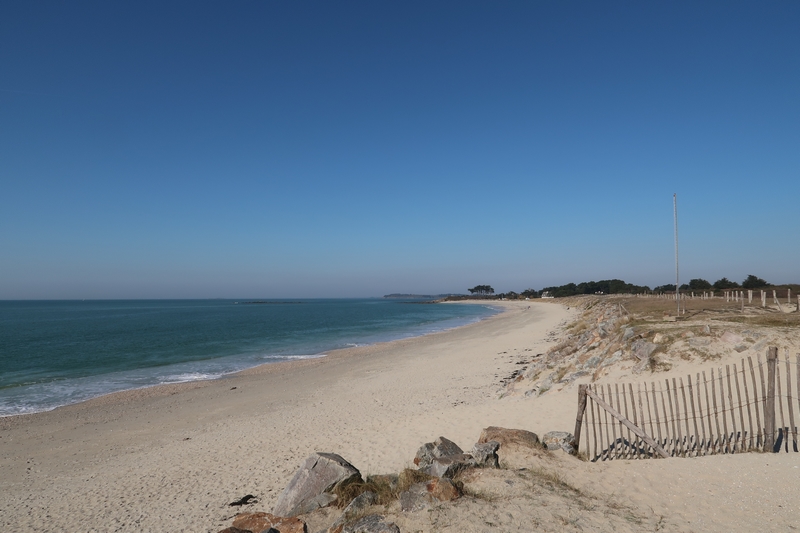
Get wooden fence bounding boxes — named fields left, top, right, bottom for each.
left=573, top=347, right=800, bottom=461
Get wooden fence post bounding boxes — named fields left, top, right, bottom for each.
left=765, top=347, right=778, bottom=452
left=573, top=384, right=588, bottom=452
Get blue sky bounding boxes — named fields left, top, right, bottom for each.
left=2, top=1, right=798, bottom=298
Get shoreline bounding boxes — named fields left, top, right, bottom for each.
left=0, top=300, right=573, bottom=532
left=0, top=300, right=502, bottom=421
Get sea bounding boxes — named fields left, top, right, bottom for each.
left=0, top=299, right=498, bottom=417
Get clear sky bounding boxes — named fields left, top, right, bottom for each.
left=2, top=1, right=798, bottom=299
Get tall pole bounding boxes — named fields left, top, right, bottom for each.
left=674, top=193, right=680, bottom=316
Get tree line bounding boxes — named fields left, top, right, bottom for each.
left=466, top=274, right=778, bottom=300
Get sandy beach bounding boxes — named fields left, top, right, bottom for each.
left=2, top=300, right=799, bottom=532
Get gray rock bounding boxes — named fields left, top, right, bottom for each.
left=584, top=355, right=601, bottom=369
left=399, top=482, right=429, bottom=512
left=414, top=436, right=464, bottom=468
left=478, top=426, right=540, bottom=449
left=421, top=453, right=476, bottom=478
left=471, top=441, right=500, bottom=468
left=332, top=491, right=377, bottom=529
left=342, top=515, right=400, bottom=533
left=702, top=324, right=711, bottom=335
left=542, top=431, right=575, bottom=454
left=622, top=327, right=636, bottom=341
left=631, top=339, right=657, bottom=361
left=734, top=344, right=748, bottom=353
left=273, top=453, right=361, bottom=517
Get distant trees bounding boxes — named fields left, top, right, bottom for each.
left=653, top=284, right=676, bottom=292
left=520, top=288, right=538, bottom=299
left=539, top=279, right=650, bottom=297
left=713, top=277, right=740, bottom=289
left=741, top=274, right=770, bottom=289
left=689, top=278, right=712, bottom=290
left=468, top=285, right=495, bottom=295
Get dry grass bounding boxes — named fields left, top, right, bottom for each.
left=331, top=468, right=435, bottom=508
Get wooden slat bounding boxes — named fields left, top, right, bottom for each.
left=672, top=378, right=683, bottom=456
left=609, top=384, right=619, bottom=459
left=702, top=371, right=713, bottom=454
left=785, top=354, right=796, bottom=452
left=585, top=388, right=669, bottom=458
left=601, top=386, right=613, bottom=460
left=679, top=378, right=691, bottom=455
left=644, top=382, right=656, bottom=455
left=734, top=364, right=746, bottom=452
left=662, top=383, right=672, bottom=452
left=741, top=359, right=754, bottom=451
left=758, top=353, right=767, bottom=448
left=797, top=354, right=800, bottom=451
left=628, top=384, right=640, bottom=459
left=776, top=356, right=786, bottom=452
left=637, top=384, right=648, bottom=458
left=687, top=376, right=699, bottom=456
left=718, top=368, right=730, bottom=453
left=695, top=373, right=707, bottom=455
left=651, top=382, right=663, bottom=450
left=710, top=369, right=721, bottom=454
left=573, top=385, right=588, bottom=454
left=748, top=356, right=762, bottom=449
left=666, top=379, right=677, bottom=456
left=725, top=365, right=737, bottom=453
left=766, top=348, right=777, bottom=452
left=620, top=383, right=632, bottom=459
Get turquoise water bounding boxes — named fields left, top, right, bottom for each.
left=0, top=299, right=497, bottom=416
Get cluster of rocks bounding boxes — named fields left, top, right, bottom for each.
left=218, top=427, right=576, bottom=533
left=504, top=300, right=630, bottom=396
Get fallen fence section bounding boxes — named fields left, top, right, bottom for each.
left=573, top=347, right=800, bottom=461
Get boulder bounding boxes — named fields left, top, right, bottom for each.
left=218, top=528, right=258, bottom=533
left=478, top=427, right=541, bottom=450
left=421, top=453, right=476, bottom=478
left=542, top=431, right=575, bottom=454
left=470, top=441, right=500, bottom=468
left=273, top=453, right=362, bottom=517
left=414, top=437, right=463, bottom=467
left=331, top=491, right=377, bottom=529
left=232, top=512, right=306, bottom=533
left=342, top=515, right=400, bottom=533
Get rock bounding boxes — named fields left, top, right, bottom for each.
left=414, top=437, right=463, bottom=467
left=218, top=528, right=256, bottom=533
left=331, top=491, right=377, bottom=529
left=233, top=512, right=307, bottom=533
left=471, top=441, right=500, bottom=468
left=478, top=427, right=541, bottom=450
left=631, top=339, right=657, bottom=361
left=721, top=331, right=744, bottom=344
left=682, top=331, right=695, bottom=338
left=584, top=355, right=601, bottom=369
left=542, top=431, right=575, bottom=454
left=399, top=482, right=429, bottom=512
left=734, top=344, right=748, bottom=353
left=622, top=327, right=635, bottom=341
left=702, top=324, right=711, bottom=335
left=426, top=477, right=461, bottom=501
left=652, top=333, right=666, bottom=344
left=273, top=453, right=362, bottom=517
left=421, top=453, right=476, bottom=478
left=342, top=515, right=399, bottom=533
